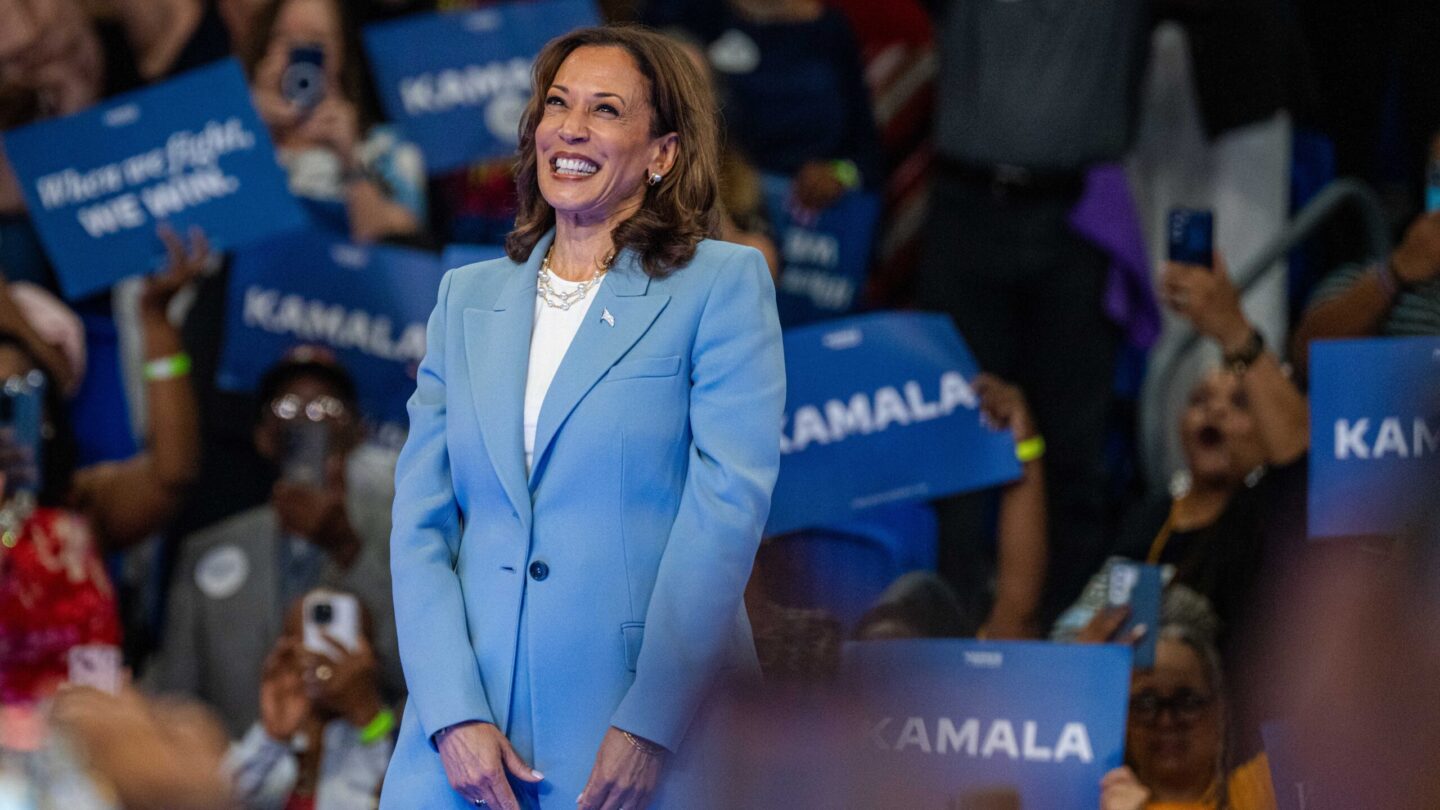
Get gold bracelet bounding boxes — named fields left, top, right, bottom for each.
left=621, top=730, right=664, bottom=757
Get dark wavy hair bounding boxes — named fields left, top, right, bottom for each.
left=505, top=26, right=721, bottom=278
left=240, top=0, right=383, bottom=129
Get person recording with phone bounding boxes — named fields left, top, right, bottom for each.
left=151, top=350, right=401, bottom=738
left=242, top=0, right=427, bottom=244
left=1291, top=134, right=1440, bottom=375
left=228, top=588, right=394, bottom=810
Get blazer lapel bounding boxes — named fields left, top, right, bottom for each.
left=528, top=252, right=670, bottom=487
left=462, top=237, right=546, bottom=526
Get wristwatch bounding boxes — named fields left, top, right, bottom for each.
left=1223, top=329, right=1265, bottom=375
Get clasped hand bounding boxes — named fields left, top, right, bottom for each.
left=439, top=723, right=663, bottom=810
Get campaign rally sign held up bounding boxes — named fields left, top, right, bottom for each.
left=844, top=640, right=1130, bottom=808
left=766, top=312, right=1019, bottom=535
left=1309, top=337, right=1440, bottom=538
left=762, top=174, right=881, bottom=325
left=364, top=0, right=600, bottom=173
left=2, top=60, right=307, bottom=300
left=217, top=230, right=444, bottom=441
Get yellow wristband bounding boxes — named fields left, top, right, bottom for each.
left=1015, top=436, right=1046, bottom=463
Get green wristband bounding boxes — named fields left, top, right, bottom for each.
left=142, top=352, right=192, bottom=382
left=359, top=708, right=396, bottom=745
left=831, top=159, right=861, bottom=190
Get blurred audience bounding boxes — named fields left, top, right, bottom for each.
left=1058, top=256, right=1307, bottom=664
left=1292, top=137, right=1440, bottom=374
left=47, top=686, right=235, bottom=810
left=1099, top=587, right=1277, bottom=810
left=150, top=351, right=398, bottom=738
left=647, top=0, right=883, bottom=211
left=915, top=0, right=1149, bottom=623
left=243, top=0, right=427, bottom=243
left=228, top=590, right=393, bottom=809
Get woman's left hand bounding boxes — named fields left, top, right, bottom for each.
left=1159, top=258, right=1253, bottom=354
left=298, top=96, right=361, bottom=163
left=973, top=373, right=1036, bottom=441
left=139, top=223, right=208, bottom=318
left=577, top=727, right=664, bottom=810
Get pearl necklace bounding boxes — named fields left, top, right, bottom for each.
left=537, top=247, right=612, bottom=310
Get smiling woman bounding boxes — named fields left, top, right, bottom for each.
left=382, top=25, right=785, bottom=810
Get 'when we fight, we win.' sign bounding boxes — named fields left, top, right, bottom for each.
left=1309, top=336, right=1440, bottom=539
left=363, top=0, right=600, bottom=174
left=766, top=312, right=1020, bottom=535
left=3, top=60, right=306, bottom=300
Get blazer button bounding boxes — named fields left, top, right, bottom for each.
left=528, top=561, right=550, bottom=581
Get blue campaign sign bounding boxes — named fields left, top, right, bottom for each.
left=844, top=640, right=1131, bottom=808
left=1308, top=337, right=1440, bottom=538
left=441, top=243, right=508, bottom=270
left=2, top=59, right=307, bottom=301
left=363, top=1, right=601, bottom=174
left=761, top=174, right=880, bottom=326
left=217, top=231, right=444, bottom=439
left=767, top=312, right=1020, bottom=535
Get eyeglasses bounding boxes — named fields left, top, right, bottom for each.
left=1129, top=689, right=1216, bottom=725
left=270, top=394, right=348, bottom=423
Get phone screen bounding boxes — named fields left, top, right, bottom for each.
left=281, top=420, right=329, bottom=487
left=281, top=45, right=327, bottom=112
left=1168, top=208, right=1215, bottom=268
left=0, top=372, right=44, bottom=499
left=302, top=590, right=361, bottom=656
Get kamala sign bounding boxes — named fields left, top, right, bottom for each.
left=766, top=312, right=1020, bottom=535
left=1308, top=337, right=1440, bottom=538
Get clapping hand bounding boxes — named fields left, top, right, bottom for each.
left=577, top=727, right=664, bottom=810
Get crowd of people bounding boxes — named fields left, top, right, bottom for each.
left=1, top=0, right=1439, bottom=808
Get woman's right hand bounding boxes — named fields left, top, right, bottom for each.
left=1100, top=766, right=1150, bottom=810
left=437, top=721, right=544, bottom=810
left=259, top=638, right=309, bottom=742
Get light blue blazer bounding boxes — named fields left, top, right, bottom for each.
left=381, top=230, right=785, bottom=809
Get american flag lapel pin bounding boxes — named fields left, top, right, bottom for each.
left=601, top=308, right=615, bottom=327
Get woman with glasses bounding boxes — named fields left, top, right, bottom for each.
left=1100, top=589, right=1278, bottom=810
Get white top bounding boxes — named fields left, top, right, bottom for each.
left=523, top=273, right=605, bottom=472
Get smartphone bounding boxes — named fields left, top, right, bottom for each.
left=67, top=644, right=122, bottom=694
left=1107, top=561, right=1161, bottom=669
left=0, top=372, right=44, bottom=499
left=280, top=45, right=327, bottom=112
left=1426, top=158, right=1440, bottom=214
left=281, top=420, right=329, bottom=487
left=1168, top=208, right=1215, bottom=268
left=302, top=590, right=361, bottom=656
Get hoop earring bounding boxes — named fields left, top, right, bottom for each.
left=647, top=171, right=663, bottom=187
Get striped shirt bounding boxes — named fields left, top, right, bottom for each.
left=1307, top=263, right=1440, bottom=336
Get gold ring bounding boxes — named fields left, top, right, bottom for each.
left=315, top=664, right=333, bottom=682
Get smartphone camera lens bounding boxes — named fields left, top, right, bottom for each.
left=311, top=602, right=334, bottom=625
